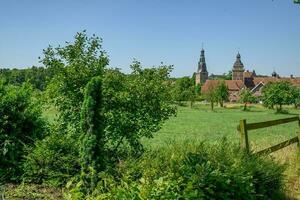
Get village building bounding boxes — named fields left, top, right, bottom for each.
left=198, top=49, right=300, bottom=102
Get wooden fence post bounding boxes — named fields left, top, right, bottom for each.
left=298, top=115, right=300, bottom=148
left=239, top=119, right=250, bottom=154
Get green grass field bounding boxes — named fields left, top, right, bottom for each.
left=144, top=103, right=299, bottom=152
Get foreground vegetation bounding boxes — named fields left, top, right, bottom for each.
left=2, top=104, right=300, bottom=199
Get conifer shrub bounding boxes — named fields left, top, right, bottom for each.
left=79, top=76, right=105, bottom=192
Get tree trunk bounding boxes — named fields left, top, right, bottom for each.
left=190, top=100, right=194, bottom=108
left=243, top=103, right=247, bottom=111
left=220, top=100, right=223, bottom=107
left=211, top=101, right=214, bottom=111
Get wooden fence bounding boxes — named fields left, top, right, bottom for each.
left=237, top=115, right=300, bottom=155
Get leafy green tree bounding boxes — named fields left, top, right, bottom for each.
left=262, top=82, right=294, bottom=112
left=102, top=61, right=176, bottom=156
left=224, top=71, right=232, bottom=80
left=239, top=89, right=256, bottom=111
left=215, top=81, right=229, bottom=107
left=291, top=86, right=300, bottom=108
left=171, top=76, right=194, bottom=105
left=42, top=31, right=108, bottom=131
left=0, top=83, right=47, bottom=181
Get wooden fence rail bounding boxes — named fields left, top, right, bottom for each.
left=237, top=115, right=300, bottom=155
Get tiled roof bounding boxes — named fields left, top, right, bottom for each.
left=253, top=77, right=300, bottom=86
left=201, top=80, right=245, bottom=93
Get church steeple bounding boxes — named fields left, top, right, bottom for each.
left=233, top=52, right=244, bottom=70
left=197, top=48, right=207, bottom=73
left=195, top=47, right=209, bottom=85
left=232, top=52, right=245, bottom=80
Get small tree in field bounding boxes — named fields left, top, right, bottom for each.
left=291, top=86, right=300, bottom=108
left=215, top=81, right=229, bottom=107
left=262, top=82, right=294, bottom=112
left=204, top=83, right=217, bottom=111
left=239, top=88, right=256, bottom=111
left=171, top=76, right=194, bottom=106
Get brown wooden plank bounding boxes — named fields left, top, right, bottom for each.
left=255, top=136, right=299, bottom=156
left=246, top=116, right=298, bottom=131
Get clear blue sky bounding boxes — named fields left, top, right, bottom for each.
left=0, top=0, right=299, bottom=77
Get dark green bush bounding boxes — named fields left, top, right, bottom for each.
left=23, top=131, right=80, bottom=187
left=73, top=140, right=285, bottom=200
left=0, top=83, right=47, bottom=181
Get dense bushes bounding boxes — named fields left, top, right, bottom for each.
left=0, top=83, right=47, bottom=181
left=23, top=132, right=80, bottom=187
left=75, top=140, right=285, bottom=200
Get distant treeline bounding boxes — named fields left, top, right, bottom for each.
left=0, top=66, right=53, bottom=91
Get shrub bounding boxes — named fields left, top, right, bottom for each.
left=0, top=83, right=47, bottom=182
left=77, top=140, right=285, bottom=200
left=23, top=131, right=80, bottom=187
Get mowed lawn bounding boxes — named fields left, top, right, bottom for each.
left=143, top=103, right=300, bottom=152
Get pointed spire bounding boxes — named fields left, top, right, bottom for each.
left=198, top=48, right=207, bottom=73
left=233, top=52, right=244, bottom=69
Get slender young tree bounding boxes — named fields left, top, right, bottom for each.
left=204, top=82, right=217, bottom=111
left=239, top=89, right=256, bottom=111
left=215, top=81, right=229, bottom=107
left=80, top=76, right=105, bottom=192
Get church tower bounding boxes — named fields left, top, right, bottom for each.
left=232, top=52, right=245, bottom=80
left=195, top=48, right=208, bottom=85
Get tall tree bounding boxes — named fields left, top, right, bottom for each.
left=42, top=31, right=108, bottom=131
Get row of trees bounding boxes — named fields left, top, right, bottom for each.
left=0, top=66, right=53, bottom=91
